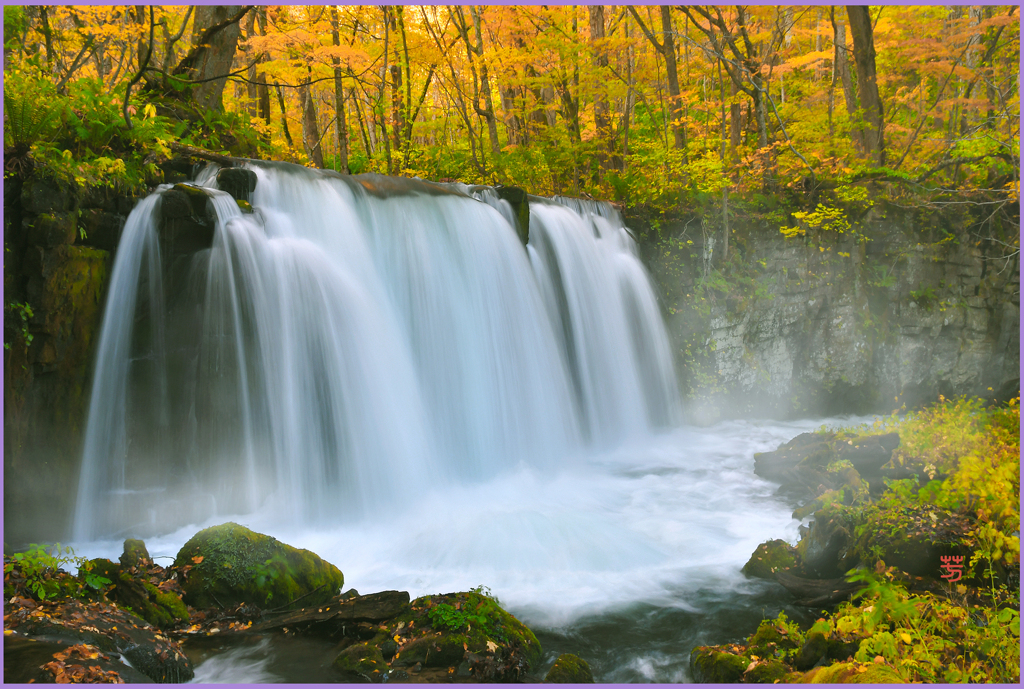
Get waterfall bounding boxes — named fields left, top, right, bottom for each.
left=73, top=162, right=680, bottom=540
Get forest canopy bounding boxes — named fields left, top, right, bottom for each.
left=3, top=5, right=1019, bottom=209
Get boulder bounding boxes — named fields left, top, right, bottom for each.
left=494, top=185, right=530, bottom=244
left=25, top=211, right=78, bottom=247
left=87, top=557, right=189, bottom=630
left=3, top=596, right=194, bottom=682
left=334, top=642, right=389, bottom=682
left=544, top=653, right=594, bottom=683
left=689, top=647, right=749, bottom=683
left=217, top=167, right=258, bottom=203
left=172, top=522, right=345, bottom=611
left=742, top=539, right=800, bottom=580
left=78, top=208, right=125, bottom=251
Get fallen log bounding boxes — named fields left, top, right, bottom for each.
left=775, top=571, right=861, bottom=607
left=167, top=141, right=249, bottom=166
left=248, top=590, right=411, bottom=634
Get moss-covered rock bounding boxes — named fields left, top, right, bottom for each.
left=742, top=539, right=799, bottom=579
left=334, top=642, right=389, bottom=682
left=689, top=647, right=750, bottom=683
left=172, top=522, right=344, bottom=611
left=746, top=659, right=788, bottom=683
left=544, top=653, right=594, bottom=683
left=795, top=631, right=829, bottom=670
left=795, top=660, right=904, bottom=683
left=747, top=618, right=802, bottom=660
left=120, top=539, right=151, bottom=569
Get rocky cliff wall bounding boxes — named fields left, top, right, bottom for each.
left=638, top=199, right=1020, bottom=423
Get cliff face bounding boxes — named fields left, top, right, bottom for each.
left=640, top=199, right=1020, bottom=423
left=4, top=171, right=141, bottom=545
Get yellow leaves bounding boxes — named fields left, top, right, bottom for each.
left=899, top=632, right=912, bottom=645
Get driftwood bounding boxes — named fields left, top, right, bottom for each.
left=248, top=590, right=411, bottom=634
left=776, top=571, right=861, bottom=607
left=167, top=141, right=248, bottom=166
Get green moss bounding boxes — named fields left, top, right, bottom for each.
left=173, top=522, right=344, bottom=611
left=334, top=642, right=388, bottom=681
left=689, top=647, right=750, bottom=683
left=796, top=631, right=829, bottom=670
left=120, top=539, right=150, bottom=569
left=748, top=617, right=802, bottom=660
left=423, top=633, right=467, bottom=668
left=235, top=199, right=253, bottom=213
left=802, top=661, right=904, bottom=683
left=746, top=659, right=788, bottom=683
left=544, top=653, right=594, bottom=683
left=742, top=539, right=798, bottom=579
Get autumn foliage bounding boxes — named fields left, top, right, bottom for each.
left=3, top=5, right=1019, bottom=207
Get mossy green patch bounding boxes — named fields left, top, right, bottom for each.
left=742, top=539, right=798, bottom=579
left=544, top=653, right=594, bottom=683
left=334, top=642, right=388, bottom=682
left=689, top=647, right=750, bottom=683
left=799, top=661, right=904, bottom=683
left=173, top=522, right=344, bottom=611
left=746, top=659, right=788, bottom=683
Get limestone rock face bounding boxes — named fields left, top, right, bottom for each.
left=642, top=200, right=1019, bottom=420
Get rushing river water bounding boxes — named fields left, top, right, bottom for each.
left=67, top=416, right=873, bottom=682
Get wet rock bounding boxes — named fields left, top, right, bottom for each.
left=217, top=167, right=258, bottom=203
left=78, top=208, right=125, bottom=251
left=172, top=522, right=345, bottom=611
left=494, top=185, right=529, bottom=244
left=250, top=590, right=411, bottom=633
left=334, top=642, right=389, bottom=683
left=158, top=184, right=216, bottom=258
left=798, top=513, right=852, bottom=578
left=775, top=571, right=861, bottom=607
left=544, top=653, right=595, bottom=683
left=21, top=175, right=77, bottom=214
left=25, top=211, right=78, bottom=247
left=3, top=596, right=194, bottom=683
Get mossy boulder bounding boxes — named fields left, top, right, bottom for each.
left=795, top=631, right=829, bottom=670
left=84, top=558, right=188, bottom=630
left=746, top=659, right=788, bottom=683
left=742, top=539, right=799, bottom=579
left=334, top=642, right=389, bottom=682
left=544, top=653, right=594, bottom=683
left=795, top=660, right=904, bottom=683
left=747, top=618, right=802, bottom=660
left=689, top=647, right=750, bottom=683
left=172, top=522, right=344, bottom=611
left=120, top=539, right=151, bottom=569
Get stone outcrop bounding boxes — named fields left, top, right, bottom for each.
left=640, top=199, right=1019, bottom=421
left=3, top=171, right=133, bottom=546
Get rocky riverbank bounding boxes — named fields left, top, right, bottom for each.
left=690, top=395, right=1020, bottom=683
left=3, top=522, right=595, bottom=684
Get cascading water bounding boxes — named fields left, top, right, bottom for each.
left=73, top=162, right=681, bottom=540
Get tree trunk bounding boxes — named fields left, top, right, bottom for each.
left=830, top=8, right=861, bottom=149
left=661, top=7, right=686, bottom=152
left=274, top=81, right=294, bottom=149
left=330, top=6, right=350, bottom=173
left=846, top=6, right=885, bottom=165
left=184, top=6, right=248, bottom=113
left=589, top=5, right=610, bottom=172
left=300, top=73, right=324, bottom=168
left=470, top=7, right=501, bottom=159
